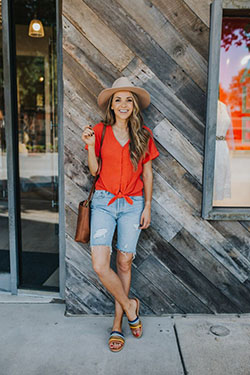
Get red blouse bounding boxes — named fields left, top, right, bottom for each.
left=85, top=122, right=159, bottom=205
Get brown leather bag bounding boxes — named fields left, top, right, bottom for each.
left=74, top=125, right=106, bottom=244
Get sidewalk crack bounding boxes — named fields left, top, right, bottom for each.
left=174, top=322, right=189, bottom=375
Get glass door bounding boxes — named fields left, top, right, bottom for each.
left=14, top=0, right=59, bottom=291
left=0, top=6, right=11, bottom=291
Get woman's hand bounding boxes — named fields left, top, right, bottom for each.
left=82, top=125, right=95, bottom=146
left=140, top=205, right=151, bottom=229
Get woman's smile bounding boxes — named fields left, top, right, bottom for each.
left=111, top=91, right=134, bottom=121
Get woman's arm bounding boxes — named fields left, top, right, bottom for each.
left=82, top=126, right=99, bottom=176
left=140, top=160, right=153, bottom=229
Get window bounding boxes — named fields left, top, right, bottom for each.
left=202, top=0, right=250, bottom=220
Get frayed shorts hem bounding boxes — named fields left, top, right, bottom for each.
left=90, top=244, right=113, bottom=254
left=116, top=248, right=136, bottom=260
left=90, top=245, right=136, bottom=259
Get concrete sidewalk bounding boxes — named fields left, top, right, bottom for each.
left=1, top=298, right=250, bottom=375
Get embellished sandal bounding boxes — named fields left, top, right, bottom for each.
left=108, top=331, right=125, bottom=352
left=128, top=298, right=143, bottom=338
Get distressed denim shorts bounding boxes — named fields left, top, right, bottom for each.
left=90, top=190, right=144, bottom=255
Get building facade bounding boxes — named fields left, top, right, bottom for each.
left=1, top=0, right=250, bottom=315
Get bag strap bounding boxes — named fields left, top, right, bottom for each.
left=85, top=124, right=106, bottom=204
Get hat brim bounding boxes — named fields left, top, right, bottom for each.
left=97, top=86, right=150, bottom=111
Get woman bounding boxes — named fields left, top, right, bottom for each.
left=82, top=77, right=159, bottom=352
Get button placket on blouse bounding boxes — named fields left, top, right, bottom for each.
left=119, top=148, right=123, bottom=211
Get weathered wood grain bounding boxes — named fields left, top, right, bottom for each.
left=65, top=174, right=88, bottom=214
left=83, top=0, right=206, bottom=122
left=183, top=0, right=211, bottom=26
left=116, top=0, right=207, bottom=91
left=150, top=199, right=183, bottom=242
left=131, top=266, right=179, bottom=314
left=63, top=0, right=250, bottom=315
left=153, top=119, right=203, bottom=183
left=151, top=0, right=209, bottom=59
left=65, top=260, right=114, bottom=314
left=64, top=144, right=91, bottom=191
left=63, top=0, right=134, bottom=71
left=170, top=229, right=250, bottom=311
left=63, top=49, right=104, bottom=99
left=64, top=90, right=100, bottom=136
left=142, top=104, right=165, bottom=131
left=240, top=221, right=250, bottom=233
left=210, top=221, right=250, bottom=262
left=152, top=171, right=250, bottom=283
left=64, top=114, right=88, bottom=164
left=63, top=16, right=119, bottom=88
left=123, top=57, right=205, bottom=153
left=140, top=226, right=241, bottom=313
left=65, top=205, right=80, bottom=243
left=138, top=255, right=212, bottom=313
left=63, top=59, right=103, bottom=120
left=153, top=142, right=202, bottom=211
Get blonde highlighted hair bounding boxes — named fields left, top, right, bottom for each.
left=103, top=92, right=151, bottom=169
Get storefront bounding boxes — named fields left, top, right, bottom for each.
left=0, top=0, right=64, bottom=296
left=1, top=0, right=250, bottom=314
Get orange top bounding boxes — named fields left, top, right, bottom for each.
left=85, top=122, right=159, bottom=205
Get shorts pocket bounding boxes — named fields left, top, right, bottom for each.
left=131, top=195, right=144, bottom=202
left=93, top=190, right=107, bottom=199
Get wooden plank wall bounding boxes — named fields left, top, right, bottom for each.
left=63, top=0, right=250, bottom=315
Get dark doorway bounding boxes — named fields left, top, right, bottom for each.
left=14, top=0, right=59, bottom=291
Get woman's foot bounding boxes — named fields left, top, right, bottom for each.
left=109, top=318, right=123, bottom=351
left=108, top=331, right=125, bottom=352
left=126, top=298, right=143, bottom=338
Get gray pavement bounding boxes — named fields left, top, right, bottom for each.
left=1, top=298, right=250, bottom=375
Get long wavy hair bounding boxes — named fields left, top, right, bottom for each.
left=103, top=92, right=151, bottom=170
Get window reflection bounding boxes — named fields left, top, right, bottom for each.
left=14, top=0, right=59, bottom=291
left=213, top=12, right=250, bottom=207
left=0, top=8, right=10, bottom=275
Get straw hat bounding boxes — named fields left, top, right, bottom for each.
left=97, top=77, right=150, bottom=111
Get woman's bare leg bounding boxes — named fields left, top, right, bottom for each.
left=91, top=245, right=138, bottom=321
left=114, top=251, right=141, bottom=336
left=113, top=251, right=133, bottom=327
left=110, top=251, right=133, bottom=350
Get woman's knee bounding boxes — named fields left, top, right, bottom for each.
left=117, top=251, right=133, bottom=273
left=91, top=245, right=110, bottom=277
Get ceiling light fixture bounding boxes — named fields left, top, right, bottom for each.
left=28, top=18, right=44, bottom=38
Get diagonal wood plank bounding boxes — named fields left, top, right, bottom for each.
left=182, top=0, right=211, bottom=26
left=63, top=0, right=134, bottom=71
left=152, top=0, right=209, bottom=59
left=170, top=229, right=250, bottom=311
left=153, top=142, right=202, bottom=211
left=123, top=57, right=205, bottom=153
left=153, top=171, right=250, bottom=283
left=139, top=227, right=241, bottom=313
left=83, top=0, right=206, bottom=121
left=63, top=16, right=119, bottom=87
left=116, top=0, right=207, bottom=91
left=63, top=0, right=250, bottom=315
left=154, top=119, right=203, bottom=183
left=138, top=255, right=213, bottom=313
left=211, top=221, right=250, bottom=262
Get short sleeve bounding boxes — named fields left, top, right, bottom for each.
left=84, top=122, right=103, bottom=157
left=142, top=127, right=160, bottom=164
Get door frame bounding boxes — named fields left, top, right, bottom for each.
left=1, top=0, right=19, bottom=294
left=1, top=0, right=66, bottom=298
left=57, top=0, right=66, bottom=299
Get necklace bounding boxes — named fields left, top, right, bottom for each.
left=112, top=127, right=129, bottom=146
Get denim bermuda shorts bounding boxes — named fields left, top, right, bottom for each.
left=90, top=190, right=144, bottom=255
